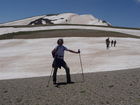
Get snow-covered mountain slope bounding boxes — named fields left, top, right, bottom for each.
left=0, top=15, right=46, bottom=26
left=0, top=25, right=140, bottom=37
left=0, top=37, right=140, bottom=80
left=0, top=13, right=111, bottom=26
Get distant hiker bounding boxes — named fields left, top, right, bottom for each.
left=111, top=40, right=114, bottom=47
left=106, top=37, right=110, bottom=49
left=66, top=19, right=68, bottom=23
left=114, top=40, right=117, bottom=47
left=52, top=39, right=80, bottom=85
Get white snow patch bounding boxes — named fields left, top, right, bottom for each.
left=0, top=37, right=140, bottom=80
left=0, top=25, right=140, bottom=36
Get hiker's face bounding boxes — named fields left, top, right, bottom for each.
left=58, top=40, right=63, bottom=45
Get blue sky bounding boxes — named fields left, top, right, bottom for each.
left=0, top=0, right=140, bottom=28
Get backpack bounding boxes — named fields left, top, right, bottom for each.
left=52, top=46, right=59, bottom=58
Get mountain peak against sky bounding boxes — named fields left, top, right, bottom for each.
left=0, top=13, right=111, bottom=26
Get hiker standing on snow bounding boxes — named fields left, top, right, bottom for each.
left=111, top=40, right=114, bottom=47
left=106, top=37, right=110, bottom=49
left=114, top=40, right=117, bottom=47
left=52, top=39, right=80, bottom=85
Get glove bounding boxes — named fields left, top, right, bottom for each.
left=78, top=49, right=80, bottom=53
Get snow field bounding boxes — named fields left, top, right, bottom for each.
left=0, top=37, right=140, bottom=80
left=0, top=25, right=140, bottom=37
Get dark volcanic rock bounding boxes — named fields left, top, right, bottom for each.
left=28, top=18, right=53, bottom=25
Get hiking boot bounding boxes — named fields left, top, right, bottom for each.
left=53, top=81, right=57, bottom=85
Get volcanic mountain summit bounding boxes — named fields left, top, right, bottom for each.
left=0, top=13, right=111, bottom=26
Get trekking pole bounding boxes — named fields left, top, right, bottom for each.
left=78, top=49, right=85, bottom=82
left=46, top=67, right=53, bottom=87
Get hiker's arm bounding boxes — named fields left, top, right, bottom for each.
left=67, top=49, right=80, bottom=54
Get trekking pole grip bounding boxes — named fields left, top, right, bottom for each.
left=78, top=49, right=80, bottom=53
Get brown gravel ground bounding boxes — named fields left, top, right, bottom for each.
left=0, top=68, right=140, bottom=105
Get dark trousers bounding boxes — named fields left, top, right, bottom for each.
left=106, top=44, right=109, bottom=49
left=53, top=63, right=71, bottom=83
